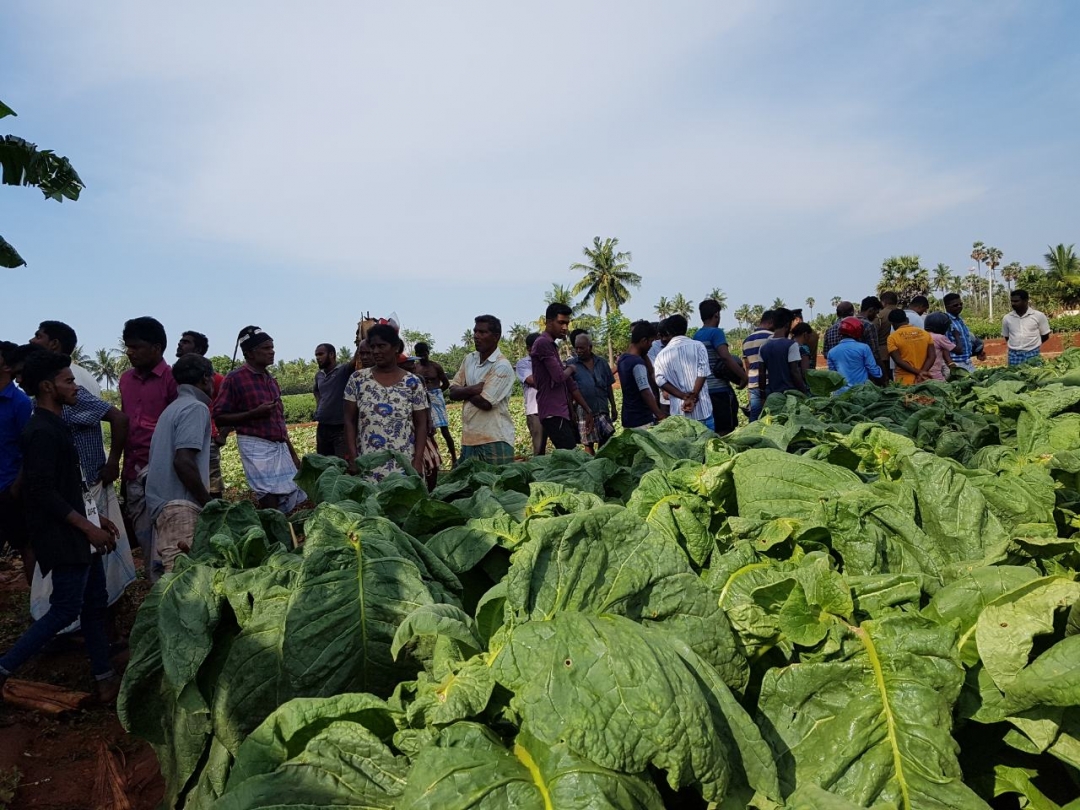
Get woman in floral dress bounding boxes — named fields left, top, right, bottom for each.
left=343, top=324, right=429, bottom=480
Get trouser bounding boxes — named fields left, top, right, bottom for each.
left=122, top=476, right=158, bottom=580
left=526, top=414, right=544, bottom=456
left=209, top=443, right=223, bottom=499
left=0, top=555, right=113, bottom=681
left=540, top=416, right=577, bottom=452
left=316, top=423, right=349, bottom=458
left=0, top=487, right=28, bottom=554
left=709, top=389, right=739, bottom=436
left=748, top=387, right=765, bottom=422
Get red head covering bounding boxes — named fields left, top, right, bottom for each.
left=838, top=317, right=864, bottom=340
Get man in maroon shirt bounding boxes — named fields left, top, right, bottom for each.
left=214, top=326, right=305, bottom=512
left=119, top=317, right=177, bottom=578
left=529, top=303, right=594, bottom=453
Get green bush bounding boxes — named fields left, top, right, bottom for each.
left=281, top=393, right=316, bottom=424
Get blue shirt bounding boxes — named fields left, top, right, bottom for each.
left=0, top=381, right=33, bottom=491
left=693, top=326, right=731, bottom=392
left=946, top=313, right=973, bottom=363
left=826, top=338, right=882, bottom=394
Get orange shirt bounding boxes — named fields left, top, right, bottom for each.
left=887, top=326, right=933, bottom=385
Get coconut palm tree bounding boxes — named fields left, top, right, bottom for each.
left=669, top=293, right=694, bottom=319
left=655, top=296, right=674, bottom=318
left=830, top=296, right=842, bottom=308
left=84, top=348, right=123, bottom=391
left=970, top=241, right=988, bottom=282
left=749, top=305, right=765, bottom=324
left=1000, top=262, right=1021, bottom=294
left=932, top=263, right=952, bottom=298
left=1045, top=243, right=1080, bottom=282
left=983, top=246, right=1002, bottom=318
left=948, top=275, right=964, bottom=295
left=71, top=344, right=89, bottom=366
left=537, top=283, right=578, bottom=330
left=734, top=304, right=752, bottom=328
left=804, top=297, right=815, bottom=319
left=706, top=288, right=727, bottom=312
left=771, top=297, right=787, bottom=310
left=570, top=236, right=641, bottom=363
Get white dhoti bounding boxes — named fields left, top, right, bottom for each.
left=236, top=435, right=307, bottom=513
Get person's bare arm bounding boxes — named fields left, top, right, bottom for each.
left=890, top=349, right=921, bottom=378
left=436, top=364, right=451, bottom=392
left=215, top=401, right=277, bottom=426
left=918, top=343, right=937, bottom=381
left=718, top=344, right=747, bottom=387
left=99, top=407, right=128, bottom=485
left=411, top=409, right=429, bottom=474
left=343, top=399, right=359, bottom=473
left=173, top=448, right=211, bottom=506
left=789, top=362, right=808, bottom=394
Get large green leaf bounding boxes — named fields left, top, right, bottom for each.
left=507, top=504, right=746, bottom=689
left=281, top=505, right=443, bottom=698
left=758, top=614, right=986, bottom=809
left=398, top=723, right=665, bottom=809
left=215, top=693, right=407, bottom=810
left=491, top=612, right=780, bottom=805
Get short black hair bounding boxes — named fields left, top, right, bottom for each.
left=760, top=309, right=776, bottom=326
left=0, top=341, right=18, bottom=368
left=366, top=323, right=404, bottom=353
left=630, top=320, right=657, bottom=343
left=861, top=296, right=883, bottom=312
left=836, top=301, right=855, bottom=317
left=790, top=308, right=804, bottom=320
left=545, top=302, right=573, bottom=322
left=909, top=295, right=929, bottom=308
left=172, top=353, right=214, bottom=386
left=1012, top=289, right=1029, bottom=301
left=21, top=350, right=70, bottom=397
left=888, top=308, right=909, bottom=325
left=568, top=328, right=588, bottom=346
left=475, top=315, right=502, bottom=338
left=943, top=292, right=961, bottom=305
left=123, top=316, right=167, bottom=349
left=182, top=330, right=210, bottom=355
left=880, top=291, right=899, bottom=306
left=413, top=342, right=429, bottom=358
left=38, top=320, right=78, bottom=355
left=772, top=307, right=793, bottom=330
left=316, top=342, right=336, bottom=355
left=924, top=312, right=951, bottom=335
left=792, top=322, right=813, bottom=338
left=661, top=314, right=688, bottom=337
left=699, top=299, right=721, bottom=321
left=525, top=332, right=541, bottom=350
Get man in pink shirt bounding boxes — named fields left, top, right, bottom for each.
left=118, top=317, right=177, bottom=578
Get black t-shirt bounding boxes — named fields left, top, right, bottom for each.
left=21, top=409, right=89, bottom=573
left=617, top=353, right=655, bottom=428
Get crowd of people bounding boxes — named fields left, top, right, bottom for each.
left=0, top=287, right=1054, bottom=699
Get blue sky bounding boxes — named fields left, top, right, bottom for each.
left=2, top=1, right=1078, bottom=361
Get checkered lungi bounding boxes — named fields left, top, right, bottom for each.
left=460, top=442, right=515, bottom=466
left=1008, top=348, right=1042, bottom=366
left=428, top=389, right=449, bottom=428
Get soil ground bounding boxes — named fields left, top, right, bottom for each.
left=0, top=556, right=163, bottom=810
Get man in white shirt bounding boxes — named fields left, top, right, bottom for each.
left=515, top=333, right=543, bottom=456
left=653, top=315, right=714, bottom=430
left=1002, top=289, right=1051, bottom=365
left=448, top=315, right=517, bottom=465
left=904, top=295, right=929, bottom=329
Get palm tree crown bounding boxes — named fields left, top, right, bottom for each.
left=570, top=237, right=641, bottom=362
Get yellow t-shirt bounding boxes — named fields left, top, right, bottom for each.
left=887, top=326, right=933, bottom=385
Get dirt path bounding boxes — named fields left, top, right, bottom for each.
left=0, top=560, right=163, bottom=810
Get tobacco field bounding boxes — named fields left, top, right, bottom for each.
left=118, top=353, right=1080, bottom=809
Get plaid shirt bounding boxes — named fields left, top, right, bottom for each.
left=822, top=320, right=843, bottom=357
left=213, top=364, right=288, bottom=442
left=823, top=318, right=877, bottom=358
left=947, top=314, right=973, bottom=364
left=63, top=387, right=112, bottom=484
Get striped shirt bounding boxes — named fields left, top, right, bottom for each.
left=654, top=336, right=713, bottom=422
left=742, top=328, right=773, bottom=387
